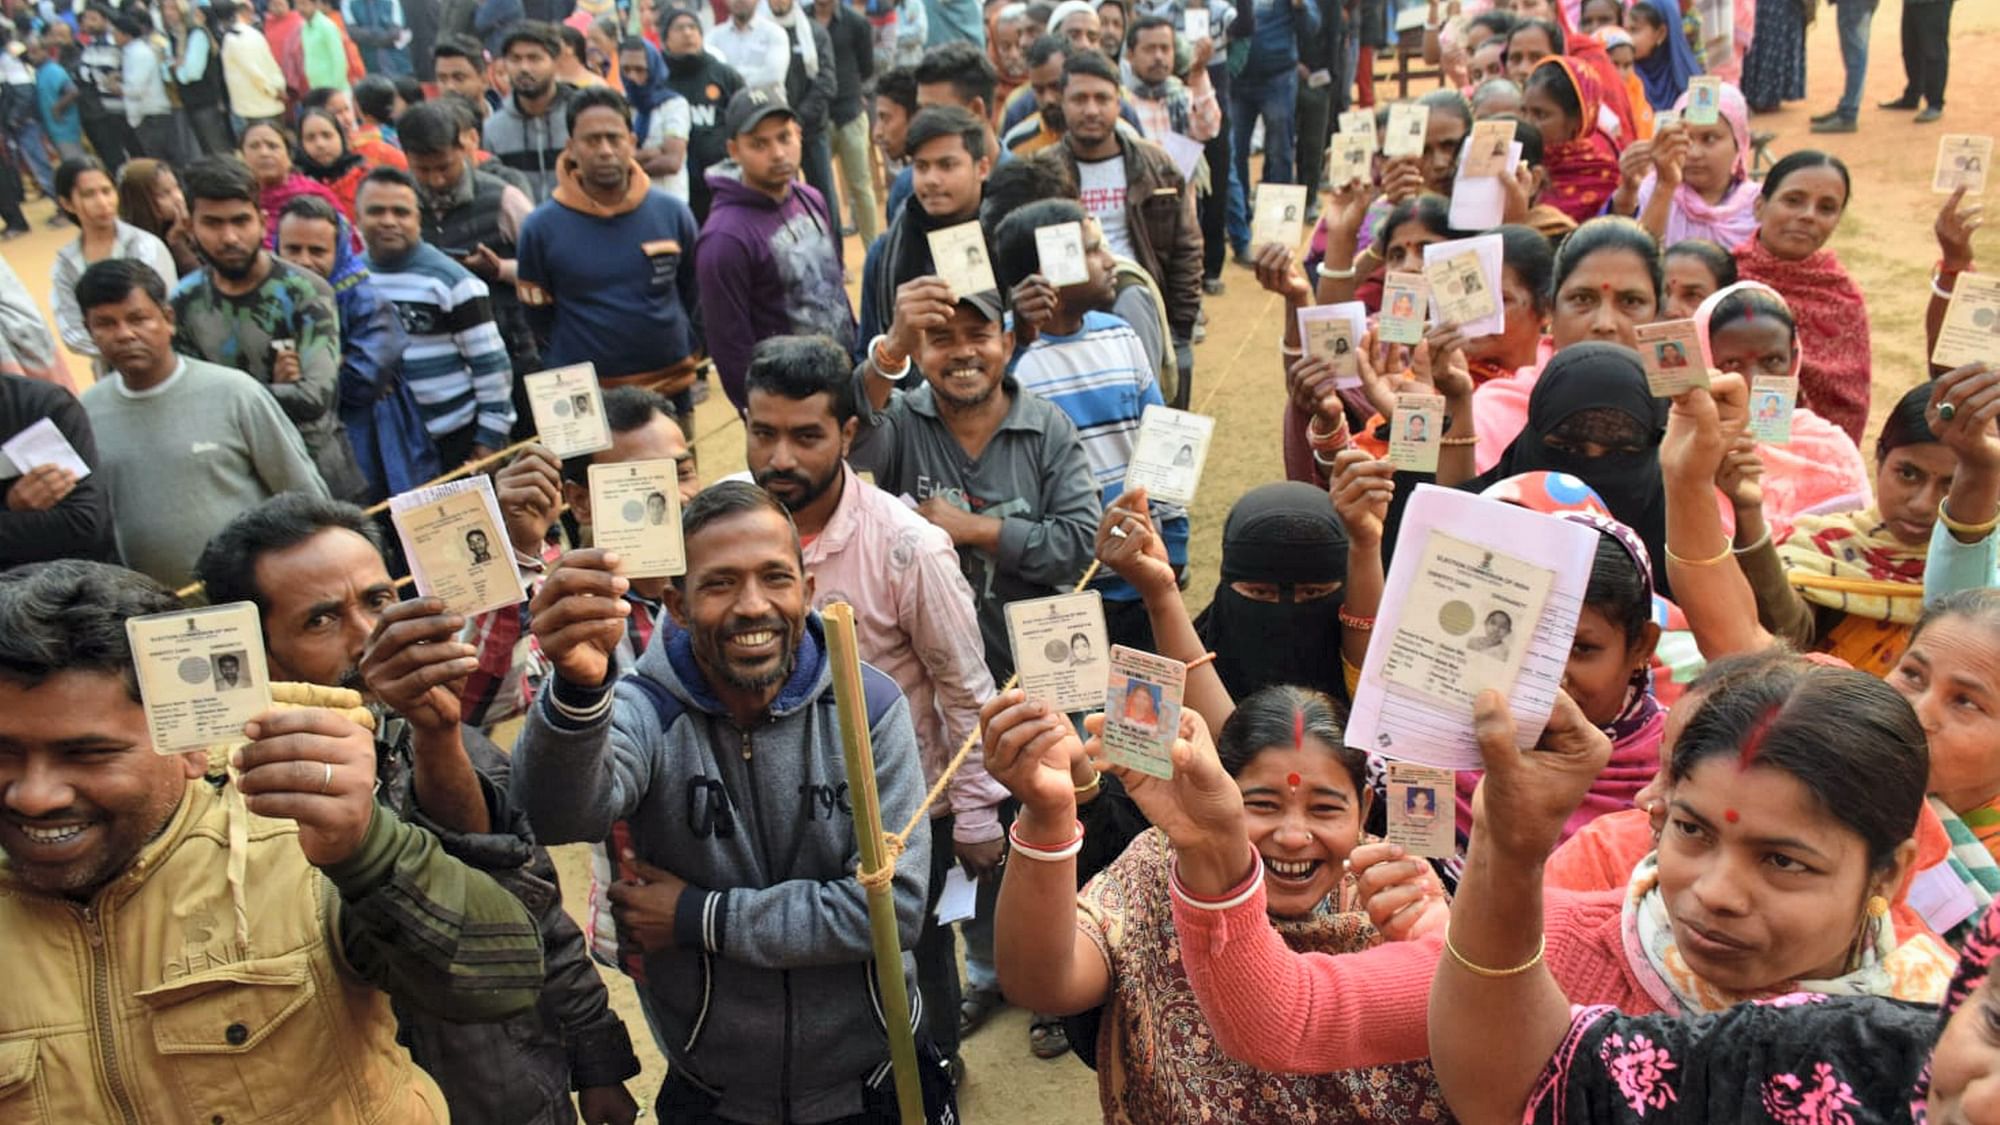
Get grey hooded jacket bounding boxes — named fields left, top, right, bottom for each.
left=510, top=612, right=931, bottom=1123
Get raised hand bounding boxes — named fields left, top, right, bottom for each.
left=887, top=275, right=959, bottom=362
left=1661, top=371, right=1747, bottom=484
left=1714, top=434, right=1765, bottom=514
left=1329, top=450, right=1395, bottom=551
left=359, top=598, right=479, bottom=735
left=1095, top=488, right=1178, bottom=598
left=1649, top=125, right=1688, bottom=189
left=232, top=707, right=381, bottom=868
left=1286, top=352, right=1347, bottom=426
left=1467, top=690, right=1612, bottom=867
left=1253, top=241, right=1315, bottom=304
left=1616, top=139, right=1654, bottom=192
left=1009, top=274, right=1060, bottom=333
left=530, top=548, right=631, bottom=687
left=979, top=689, right=1084, bottom=824
left=1936, top=186, right=1983, bottom=273
left=1085, top=707, right=1252, bottom=894
left=1349, top=841, right=1449, bottom=942
left=1931, top=363, right=2000, bottom=476
left=495, top=444, right=561, bottom=558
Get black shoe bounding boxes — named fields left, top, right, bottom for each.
left=1810, top=116, right=1858, bottom=133
left=1879, top=96, right=1921, bottom=110
left=1809, top=109, right=1843, bottom=125
left=1916, top=106, right=1943, bottom=123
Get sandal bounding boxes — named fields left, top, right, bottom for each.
left=958, top=987, right=1003, bottom=1038
left=1027, top=1015, right=1070, bottom=1060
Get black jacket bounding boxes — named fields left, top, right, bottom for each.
left=818, top=1, right=874, bottom=125
left=779, top=13, right=836, bottom=130
left=0, top=374, right=116, bottom=569
left=377, top=719, right=640, bottom=1121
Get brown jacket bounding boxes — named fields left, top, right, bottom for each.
left=1039, top=133, right=1204, bottom=339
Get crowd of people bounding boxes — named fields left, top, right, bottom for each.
left=0, top=0, right=1989, bottom=1120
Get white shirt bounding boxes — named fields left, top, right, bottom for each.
left=121, top=38, right=171, bottom=125
left=221, top=22, right=286, bottom=119
left=1076, top=155, right=1133, bottom=258
left=708, top=16, right=791, bottom=89
left=640, top=98, right=692, bottom=202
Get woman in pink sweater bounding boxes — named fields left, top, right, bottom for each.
left=1117, top=655, right=1953, bottom=1082
left=1434, top=660, right=1962, bottom=1122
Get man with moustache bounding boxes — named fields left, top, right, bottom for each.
left=509, top=481, right=952, bottom=1122
left=190, top=494, right=644, bottom=1125
left=171, top=156, right=369, bottom=500
left=743, top=335, right=1005, bottom=1072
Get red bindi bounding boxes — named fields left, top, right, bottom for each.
left=1286, top=772, right=1303, bottom=789
left=1724, top=809, right=1740, bottom=824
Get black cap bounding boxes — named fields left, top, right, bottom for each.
left=724, top=86, right=797, bottom=138
left=956, top=290, right=1006, bottom=323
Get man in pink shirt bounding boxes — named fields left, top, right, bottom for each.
left=743, top=334, right=1006, bottom=1072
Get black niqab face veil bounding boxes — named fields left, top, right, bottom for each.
left=1196, top=482, right=1351, bottom=703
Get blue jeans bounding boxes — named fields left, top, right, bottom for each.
left=1230, top=66, right=1300, bottom=206
left=14, top=118, right=54, bottom=198
left=1835, top=0, right=1873, bottom=118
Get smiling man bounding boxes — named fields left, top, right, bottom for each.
left=0, top=558, right=544, bottom=1122
left=511, top=480, right=951, bottom=1122
left=190, top=494, right=644, bottom=1125
left=856, top=104, right=993, bottom=351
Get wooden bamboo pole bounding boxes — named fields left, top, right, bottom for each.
left=821, top=602, right=924, bottom=1125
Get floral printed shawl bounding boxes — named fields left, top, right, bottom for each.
left=1076, top=829, right=1447, bottom=1123
left=1534, top=56, right=1624, bottom=222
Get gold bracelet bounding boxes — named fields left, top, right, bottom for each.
left=1074, top=774, right=1102, bottom=800
left=1664, top=540, right=1733, bottom=568
left=1939, top=498, right=2000, bottom=538
left=1443, top=932, right=1546, bottom=978
left=1439, top=434, right=1480, bottom=447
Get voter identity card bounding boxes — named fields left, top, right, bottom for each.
left=1932, top=271, right=2000, bottom=370
left=1035, top=221, right=1091, bottom=287
left=929, top=221, right=998, bottom=296
left=1685, top=76, right=1722, bottom=125
left=1423, top=249, right=1499, bottom=329
left=0, top=417, right=90, bottom=479
left=1251, top=183, right=1308, bottom=249
left=1383, top=103, right=1430, bottom=157
left=1338, top=108, right=1378, bottom=150
left=1378, top=271, right=1430, bottom=345
left=1182, top=7, right=1209, bottom=39
left=1296, top=304, right=1361, bottom=384
left=588, top=459, right=687, bottom=579
left=523, top=363, right=612, bottom=458
left=390, top=475, right=524, bottom=617
left=1327, top=134, right=1373, bottom=188
left=1380, top=531, right=1554, bottom=709
left=1385, top=762, right=1456, bottom=857
left=1935, top=135, right=1993, bottom=195
left=1748, top=376, right=1799, bottom=444
left=1005, top=591, right=1109, bottom=713
left=1460, top=119, right=1516, bottom=178
left=1388, top=392, right=1446, bottom=473
left=127, top=602, right=273, bottom=753
left=1124, top=404, right=1215, bottom=505
left=1635, top=320, right=1709, bottom=397
left=1101, top=645, right=1185, bottom=780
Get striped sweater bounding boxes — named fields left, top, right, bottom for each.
left=364, top=243, right=516, bottom=449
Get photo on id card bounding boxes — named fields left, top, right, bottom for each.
left=1102, top=646, right=1185, bottom=780
left=126, top=601, right=273, bottom=753
left=1749, top=376, right=1798, bottom=444
left=1005, top=591, right=1109, bottom=713
left=390, top=477, right=523, bottom=617
left=1379, top=531, right=1554, bottom=708
left=1124, top=404, right=1215, bottom=506
left=1385, top=762, right=1455, bottom=858
left=1932, top=272, right=2000, bottom=370
left=523, top=363, right=612, bottom=458
left=929, top=221, right=997, bottom=296
left=1635, top=320, right=1708, bottom=397
left=588, top=459, right=687, bottom=578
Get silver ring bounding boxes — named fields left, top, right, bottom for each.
left=1108, top=524, right=1130, bottom=541
left=319, top=761, right=334, bottom=795
left=1940, top=402, right=1958, bottom=422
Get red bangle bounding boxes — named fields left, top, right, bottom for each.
left=1170, top=856, right=1264, bottom=911
left=1008, top=820, right=1084, bottom=862
left=1338, top=606, right=1376, bottom=631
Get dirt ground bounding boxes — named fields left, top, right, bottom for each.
left=1, top=3, right=1994, bottom=1114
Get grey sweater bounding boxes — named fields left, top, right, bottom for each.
left=848, top=372, right=1103, bottom=682
left=510, top=613, right=931, bottom=1124
left=80, top=356, right=326, bottom=586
